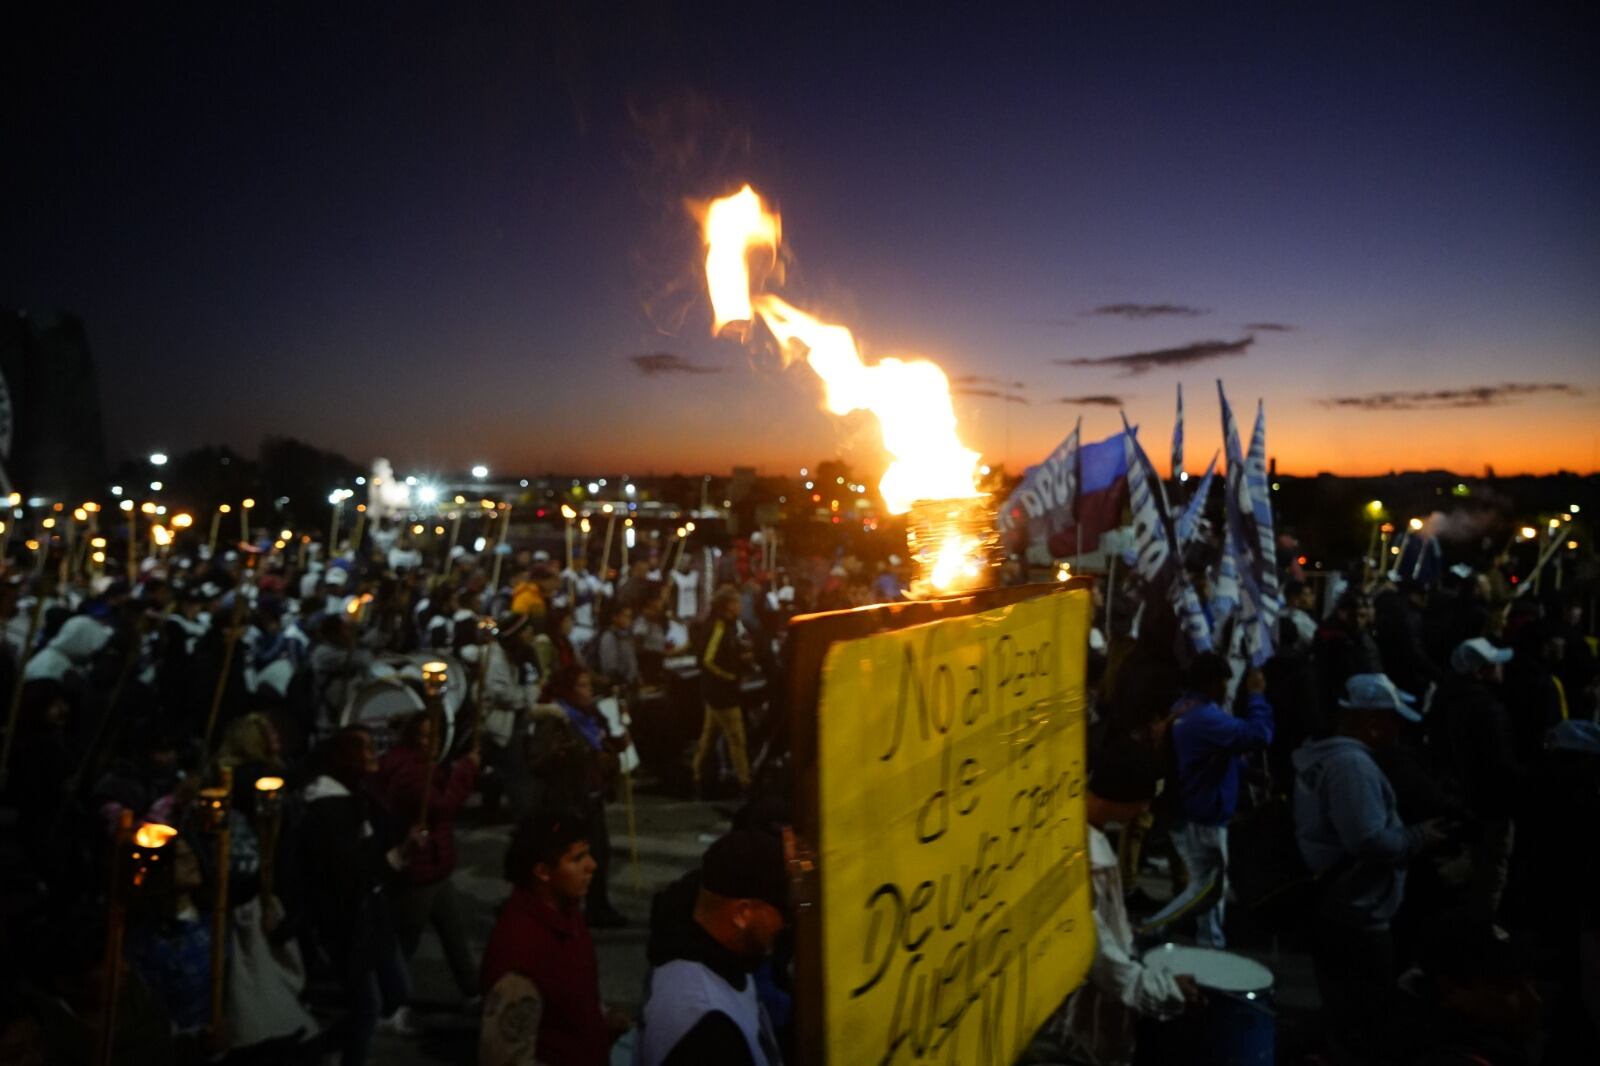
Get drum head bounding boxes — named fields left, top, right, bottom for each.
left=1142, top=944, right=1274, bottom=993
left=344, top=678, right=426, bottom=754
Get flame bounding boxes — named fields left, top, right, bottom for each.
left=134, top=823, right=177, bottom=848
left=701, top=185, right=982, bottom=516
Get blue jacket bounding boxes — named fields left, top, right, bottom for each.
left=1170, top=691, right=1274, bottom=826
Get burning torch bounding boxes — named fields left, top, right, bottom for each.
left=99, top=813, right=179, bottom=1066
left=198, top=767, right=234, bottom=1035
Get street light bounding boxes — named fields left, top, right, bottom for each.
left=149, top=452, right=168, bottom=466
left=471, top=465, right=489, bottom=479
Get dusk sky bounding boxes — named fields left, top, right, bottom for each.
left=4, top=4, right=1597, bottom=480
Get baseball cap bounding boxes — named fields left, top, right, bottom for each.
left=701, top=830, right=787, bottom=911
left=1450, top=637, right=1513, bottom=675
left=1339, top=673, right=1423, bottom=722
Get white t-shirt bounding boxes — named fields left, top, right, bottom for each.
left=669, top=569, right=700, bottom=620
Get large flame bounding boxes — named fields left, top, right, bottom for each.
left=701, top=185, right=982, bottom=516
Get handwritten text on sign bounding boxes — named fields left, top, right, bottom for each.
left=817, top=590, right=1092, bottom=1065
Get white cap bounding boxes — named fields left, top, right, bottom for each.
left=1451, top=637, right=1513, bottom=675
left=1338, top=673, right=1422, bottom=722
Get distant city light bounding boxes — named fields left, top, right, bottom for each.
left=405, top=475, right=418, bottom=486
left=1178, top=471, right=1190, bottom=482
left=149, top=452, right=168, bottom=466
left=1572, top=504, right=1582, bottom=514
left=355, top=476, right=366, bottom=485
left=471, top=465, right=489, bottom=479
left=110, top=485, right=123, bottom=496
left=587, top=482, right=599, bottom=493
left=418, top=485, right=439, bottom=504
left=149, top=481, right=163, bottom=491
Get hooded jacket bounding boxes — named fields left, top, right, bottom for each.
left=1292, top=736, right=1426, bottom=930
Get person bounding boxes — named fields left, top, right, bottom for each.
left=1313, top=591, right=1383, bottom=724
left=638, top=830, right=787, bottom=1066
left=480, top=614, right=542, bottom=818
left=533, top=607, right=579, bottom=680
left=668, top=555, right=701, bottom=622
left=478, top=811, right=628, bottom=1066
left=1139, top=653, right=1272, bottom=947
left=539, top=666, right=627, bottom=928
left=1292, top=673, right=1449, bottom=1064
left=125, top=835, right=212, bottom=1037
left=1279, top=578, right=1318, bottom=654
left=291, top=725, right=418, bottom=1065
left=374, top=711, right=482, bottom=1005
left=1027, top=737, right=1201, bottom=1066
left=595, top=604, right=641, bottom=697
left=694, top=587, right=751, bottom=796
left=1375, top=578, right=1445, bottom=704
left=1428, top=636, right=1521, bottom=924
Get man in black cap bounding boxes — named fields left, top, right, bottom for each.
left=637, top=829, right=787, bottom=1066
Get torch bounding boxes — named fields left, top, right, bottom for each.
left=254, top=775, right=285, bottom=905
left=329, top=491, right=344, bottom=554
left=98, top=814, right=179, bottom=1066
left=561, top=504, right=577, bottom=570
left=444, top=510, right=463, bottom=566
left=198, top=768, right=233, bottom=1035
left=418, top=661, right=449, bottom=828
left=209, top=504, right=230, bottom=558
left=240, top=498, right=255, bottom=545
left=123, top=499, right=138, bottom=582
left=597, top=505, right=617, bottom=587
left=350, top=504, right=367, bottom=559
left=487, top=504, right=513, bottom=600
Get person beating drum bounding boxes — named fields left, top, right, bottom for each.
left=1022, top=735, right=1204, bottom=1066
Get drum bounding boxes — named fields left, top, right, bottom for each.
left=344, top=677, right=426, bottom=756
left=1139, top=944, right=1275, bottom=1065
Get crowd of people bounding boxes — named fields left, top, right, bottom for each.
left=0, top=503, right=1595, bottom=1065
left=1055, top=548, right=1599, bottom=1065
left=0, top=516, right=819, bottom=1065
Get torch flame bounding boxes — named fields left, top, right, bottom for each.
left=135, top=823, right=177, bottom=848
left=701, top=185, right=982, bottom=517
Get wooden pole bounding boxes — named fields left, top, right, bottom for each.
left=202, top=581, right=250, bottom=756
left=350, top=507, right=367, bottom=560
left=444, top=511, right=463, bottom=566
left=0, top=583, right=49, bottom=789
left=597, top=514, right=617, bottom=589
left=329, top=500, right=342, bottom=558
left=487, top=506, right=512, bottom=601
left=207, top=767, right=233, bottom=1035
left=127, top=507, right=138, bottom=583
left=97, top=809, right=134, bottom=1066
left=207, top=510, right=223, bottom=558
left=564, top=515, right=575, bottom=570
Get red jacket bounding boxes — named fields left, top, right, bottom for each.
left=480, top=887, right=609, bottom=1066
left=375, top=745, right=478, bottom=885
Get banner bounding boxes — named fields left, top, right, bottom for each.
left=815, top=590, right=1094, bottom=1065
left=999, top=427, right=1130, bottom=557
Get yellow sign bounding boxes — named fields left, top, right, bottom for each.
left=816, top=588, right=1093, bottom=1064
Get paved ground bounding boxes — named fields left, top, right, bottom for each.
left=366, top=790, right=1323, bottom=1065
left=372, top=785, right=731, bottom=1065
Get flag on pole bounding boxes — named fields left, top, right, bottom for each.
left=1216, top=382, right=1280, bottom=666
left=998, top=420, right=1078, bottom=556
left=1176, top=450, right=1218, bottom=548
left=1121, top=414, right=1212, bottom=653
left=998, top=424, right=1131, bottom=558
left=1171, top=382, right=1184, bottom=481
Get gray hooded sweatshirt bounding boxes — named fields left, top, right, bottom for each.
left=1291, top=736, right=1426, bottom=930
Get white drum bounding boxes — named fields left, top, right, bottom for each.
left=343, top=677, right=426, bottom=756
left=1142, top=944, right=1274, bottom=994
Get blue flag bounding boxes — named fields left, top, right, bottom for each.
left=1122, top=413, right=1212, bottom=653
left=1171, top=382, right=1184, bottom=481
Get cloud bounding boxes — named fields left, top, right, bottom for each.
left=629, top=352, right=722, bottom=376
left=1242, top=322, right=1294, bottom=332
left=954, top=386, right=1029, bottom=404
left=1086, top=303, right=1209, bottom=320
left=1322, top=382, right=1580, bottom=411
left=1053, top=336, right=1255, bottom=376
left=952, top=374, right=1027, bottom=389
left=1055, top=394, right=1126, bottom=407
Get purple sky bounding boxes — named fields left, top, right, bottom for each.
left=4, top=4, right=1597, bottom=479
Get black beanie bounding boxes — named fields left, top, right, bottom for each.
left=701, top=829, right=787, bottom=910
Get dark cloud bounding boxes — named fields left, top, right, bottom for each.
left=1055, top=394, right=1125, bottom=407
left=952, top=374, right=1027, bottom=389
left=629, top=352, right=722, bottom=376
left=1053, top=336, right=1255, bottom=376
left=1322, top=382, right=1580, bottom=411
left=1086, top=303, right=1209, bottom=320
left=1242, top=322, right=1294, bottom=332
left=954, top=386, right=1029, bottom=404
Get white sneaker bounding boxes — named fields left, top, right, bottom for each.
left=377, top=1006, right=420, bottom=1037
